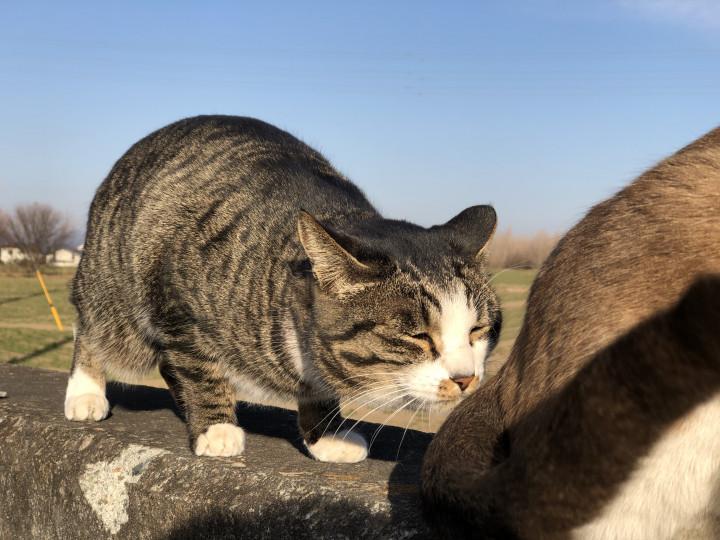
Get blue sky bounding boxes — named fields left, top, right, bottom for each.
left=1, top=1, right=719, bottom=235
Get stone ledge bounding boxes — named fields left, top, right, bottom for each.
left=0, top=365, right=431, bottom=539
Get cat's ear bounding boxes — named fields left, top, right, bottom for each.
left=297, top=211, right=387, bottom=297
left=437, top=205, right=497, bottom=260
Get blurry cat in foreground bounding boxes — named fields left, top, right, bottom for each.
left=64, top=116, right=501, bottom=463
left=423, top=126, right=720, bottom=538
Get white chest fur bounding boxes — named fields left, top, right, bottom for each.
left=572, top=393, right=720, bottom=540
left=226, top=371, right=290, bottom=407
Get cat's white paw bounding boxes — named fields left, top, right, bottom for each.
left=305, top=430, right=368, bottom=463
left=195, top=423, right=246, bottom=457
left=65, top=367, right=109, bottom=421
left=65, top=394, right=110, bottom=421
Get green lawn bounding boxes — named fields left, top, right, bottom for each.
left=487, top=269, right=534, bottom=371
left=0, top=267, right=534, bottom=376
left=0, top=269, right=76, bottom=369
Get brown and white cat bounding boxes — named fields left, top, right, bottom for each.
left=422, top=126, right=720, bottom=538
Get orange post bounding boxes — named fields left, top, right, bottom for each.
left=36, top=270, right=64, bottom=331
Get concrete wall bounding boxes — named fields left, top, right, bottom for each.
left=0, top=365, right=431, bottom=539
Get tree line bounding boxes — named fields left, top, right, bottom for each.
left=1, top=203, right=559, bottom=270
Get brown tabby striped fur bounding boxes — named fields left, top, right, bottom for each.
left=64, top=116, right=501, bottom=461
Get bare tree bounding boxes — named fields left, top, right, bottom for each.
left=2, top=203, right=74, bottom=266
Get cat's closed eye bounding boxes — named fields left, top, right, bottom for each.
left=411, top=332, right=433, bottom=343
left=409, top=332, right=436, bottom=353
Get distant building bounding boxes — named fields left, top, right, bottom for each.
left=47, top=248, right=82, bottom=267
left=0, top=246, right=26, bottom=264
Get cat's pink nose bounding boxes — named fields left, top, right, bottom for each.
left=451, top=376, right=474, bottom=392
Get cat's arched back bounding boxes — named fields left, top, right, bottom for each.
left=422, top=126, right=720, bottom=539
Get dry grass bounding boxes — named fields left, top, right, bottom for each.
left=486, top=230, right=561, bottom=269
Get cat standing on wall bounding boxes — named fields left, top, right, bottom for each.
left=422, top=126, right=720, bottom=539
left=64, top=116, right=502, bottom=463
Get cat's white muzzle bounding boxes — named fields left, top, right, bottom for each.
left=404, top=337, right=489, bottom=405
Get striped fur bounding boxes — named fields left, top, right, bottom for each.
left=64, top=115, right=501, bottom=460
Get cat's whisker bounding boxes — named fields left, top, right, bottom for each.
left=315, top=385, right=409, bottom=440
left=395, top=399, right=425, bottom=461
left=306, top=385, right=399, bottom=438
left=320, top=391, right=407, bottom=443
left=330, top=386, right=412, bottom=437
left=339, top=384, right=412, bottom=419
left=337, top=391, right=412, bottom=441
left=306, top=383, right=402, bottom=436
left=339, top=383, right=407, bottom=409
left=368, top=395, right=420, bottom=450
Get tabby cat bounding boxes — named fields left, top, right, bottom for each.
left=64, top=115, right=502, bottom=463
left=422, top=126, right=720, bottom=538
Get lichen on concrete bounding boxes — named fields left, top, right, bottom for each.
left=79, top=444, right=168, bottom=534
left=0, top=366, right=431, bottom=539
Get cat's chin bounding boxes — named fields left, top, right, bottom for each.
left=425, top=397, right=467, bottom=412
left=400, top=375, right=481, bottom=409
left=423, top=383, right=481, bottom=411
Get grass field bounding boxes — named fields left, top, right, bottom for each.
left=0, top=269, right=76, bottom=370
left=0, top=267, right=534, bottom=378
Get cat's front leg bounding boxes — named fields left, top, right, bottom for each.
left=160, top=353, right=245, bottom=457
left=297, top=396, right=368, bottom=463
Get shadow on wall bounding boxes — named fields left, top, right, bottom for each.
left=163, top=496, right=431, bottom=540
left=106, top=381, right=434, bottom=537
left=107, top=381, right=433, bottom=463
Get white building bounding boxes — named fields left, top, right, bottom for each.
left=47, top=248, right=82, bottom=267
left=0, top=246, right=26, bottom=264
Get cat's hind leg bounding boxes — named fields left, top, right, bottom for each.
left=160, top=351, right=245, bottom=457
left=298, top=396, right=368, bottom=463
left=64, top=331, right=110, bottom=421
